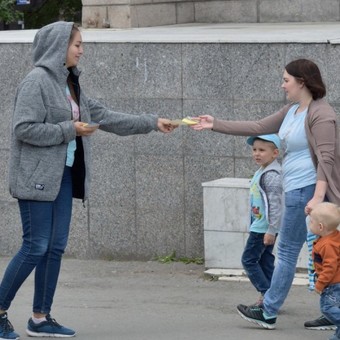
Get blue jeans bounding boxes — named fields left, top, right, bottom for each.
left=263, top=184, right=315, bottom=317
left=0, top=167, right=73, bottom=314
left=320, top=283, right=340, bottom=338
left=241, top=232, right=275, bottom=295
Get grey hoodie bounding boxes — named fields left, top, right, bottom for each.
left=9, top=21, right=158, bottom=201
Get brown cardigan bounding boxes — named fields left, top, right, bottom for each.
left=213, top=98, right=340, bottom=204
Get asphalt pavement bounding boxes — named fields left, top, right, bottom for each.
left=0, top=257, right=332, bottom=340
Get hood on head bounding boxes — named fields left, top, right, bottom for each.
left=33, top=21, right=74, bottom=75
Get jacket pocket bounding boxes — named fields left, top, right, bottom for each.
left=47, top=105, right=72, bottom=124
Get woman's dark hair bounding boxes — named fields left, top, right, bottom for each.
left=285, top=59, right=326, bottom=100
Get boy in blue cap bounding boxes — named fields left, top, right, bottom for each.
left=241, top=134, right=283, bottom=306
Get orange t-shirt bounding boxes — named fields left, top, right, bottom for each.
left=313, top=230, right=340, bottom=292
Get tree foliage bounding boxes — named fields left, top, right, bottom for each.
left=24, top=0, right=82, bottom=29
left=0, top=0, right=23, bottom=24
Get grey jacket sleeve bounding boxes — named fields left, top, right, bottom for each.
left=86, top=98, right=158, bottom=136
left=261, top=171, right=283, bottom=235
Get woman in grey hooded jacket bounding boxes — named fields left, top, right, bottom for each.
left=0, top=21, right=174, bottom=340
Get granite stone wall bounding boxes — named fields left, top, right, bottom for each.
left=82, top=0, right=340, bottom=28
left=1, top=39, right=340, bottom=260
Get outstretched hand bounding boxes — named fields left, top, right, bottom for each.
left=157, top=118, right=178, bottom=133
left=189, top=115, right=214, bottom=130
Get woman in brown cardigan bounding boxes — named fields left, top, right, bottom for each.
left=192, top=59, right=340, bottom=330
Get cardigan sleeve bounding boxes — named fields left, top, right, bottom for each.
left=307, top=101, right=337, bottom=183
left=212, top=104, right=290, bottom=136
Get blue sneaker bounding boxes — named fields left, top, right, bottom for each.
left=0, top=313, right=20, bottom=340
left=26, top=315, right=75, bottom=337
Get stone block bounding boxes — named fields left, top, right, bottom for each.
left=135, top=155, right=186, bottom=258
left=132, top=99, right=183, bottom=155
left=79, top=43, right=182, bottom=100
left=67, top=200, right=91, bottom=259
left=107, top=6, right=132, bottom=28
left=0, top=150, right=11, bottom=202
left=82, top=6, right=109, bottom=28
left=176, top=2, right=195, bottom=23
left=0, top=202, right=22, bottom=255
left=203, top=177, right=250, bottom=233
left=306, top=44, right=340, bottom=103
left=82, top=124, right=139, bottom=258
left=195, top=0, right=257, bottom=23
left=87, top=136, right=138, bottom=259
left=298, top=242, right=309, bottom=270
left=182, top=44, right=233, bottom=99
left=184, top=157, right=235, bottom=257
left=82, top=0, right=127, bottom=5
left=0, top=45, right=32, bottom=146
left=204, top=230, right=245, bottom=268
left=203, top=177, right=310, bottom=269
left=285, top=44, right=328, bottom=75
left=82, top=0, right=340, bottom=27
left=259, top=0, right=340, bottom=23
left=130, top=4, right=177, bottom=27
left=1, top=23, right=338, bottom=263
left=88, top=97, right=183, bottom=156
left=83, top=0, right=187, bottom=4
left=182, top=100, right=234, bottom=157
left=233, top=100, right=285, bottom=124
left=234, top=157, right=258, bottom=179
left=230, top=44, right=285, bottom=101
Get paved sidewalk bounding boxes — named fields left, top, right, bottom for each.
left=0, top=257, right=333, bottom=340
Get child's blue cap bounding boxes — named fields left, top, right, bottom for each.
left=247, top=134, right=281, bottom=149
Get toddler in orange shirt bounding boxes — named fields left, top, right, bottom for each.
left=308, top=202, right=340, bottom=340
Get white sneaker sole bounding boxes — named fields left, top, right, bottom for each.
left=305, top=325, right=337, bottom=330
left=26, top=329, right=76, bottom=338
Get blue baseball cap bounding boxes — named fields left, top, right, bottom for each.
left=247, top=134, right=281, bottom=149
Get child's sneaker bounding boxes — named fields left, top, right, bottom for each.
left=0, top=313, right=20, bottom=340
left=26, top=315, right=75, bottom=337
